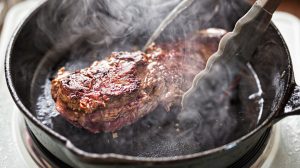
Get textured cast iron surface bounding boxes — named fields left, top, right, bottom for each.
left=5, top=0, right=295, bottom=168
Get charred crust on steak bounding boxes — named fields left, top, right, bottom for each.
left=52, top=51, right=149, bottom=113
left=51, top=28, right=227, bottom=133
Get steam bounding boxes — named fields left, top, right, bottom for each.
left=35, top=0, right=248, bottom=55
left=36, top=0, right=180, bottom=54
left=33, top=0, right=263, bottom=157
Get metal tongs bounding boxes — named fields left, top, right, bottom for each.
left=143, top=0, right=195, bottom=51
left=181, top=0, right=282, bottom=108
left=144, top=0, right=282, bottom=108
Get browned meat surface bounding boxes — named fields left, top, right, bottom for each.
left=51, top=28, right=227, bottom=133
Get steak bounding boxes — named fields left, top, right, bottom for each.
left=51, top=28, right=226, bottom=133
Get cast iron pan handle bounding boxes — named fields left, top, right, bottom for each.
left=273, top=84, right=300, bottom=123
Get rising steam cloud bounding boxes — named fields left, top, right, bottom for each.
left=34, top=0, right=263, bottom=157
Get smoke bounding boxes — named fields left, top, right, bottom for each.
left=36, top=0, right=179, bottom=56
left=32, top=0, right=263, bottom=157
left=35, top=0, right=249, bottom=57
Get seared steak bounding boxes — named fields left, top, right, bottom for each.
left=51, top=28, right=226, bottom=133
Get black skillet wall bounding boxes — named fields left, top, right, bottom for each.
left=9, top=0, right=290, bottom=147
left=9, top=0, right=249, bottom=115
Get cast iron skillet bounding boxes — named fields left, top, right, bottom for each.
left=5, top=0, right=300, bottom=168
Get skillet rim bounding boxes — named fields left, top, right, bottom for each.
left=4, top=0, right=295, bottom=164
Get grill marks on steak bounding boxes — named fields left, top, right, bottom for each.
left=52, top=51, right=160, bottom=132
left=51, top=28, right=227, bottom=133
left=53, top=52, right=146, bottom=113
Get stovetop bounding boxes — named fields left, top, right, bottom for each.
left=0, top=1, right=300, bottom=168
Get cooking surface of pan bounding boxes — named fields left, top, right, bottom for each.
left=28, top=0, right=280, bottom=157
left=5, top=0, right=299, bottom=167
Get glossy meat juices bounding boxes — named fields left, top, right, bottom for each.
left=51, top=28, right=227, bottom=133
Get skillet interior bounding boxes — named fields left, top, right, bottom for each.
left=7, top=0, right=291, bottom=158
